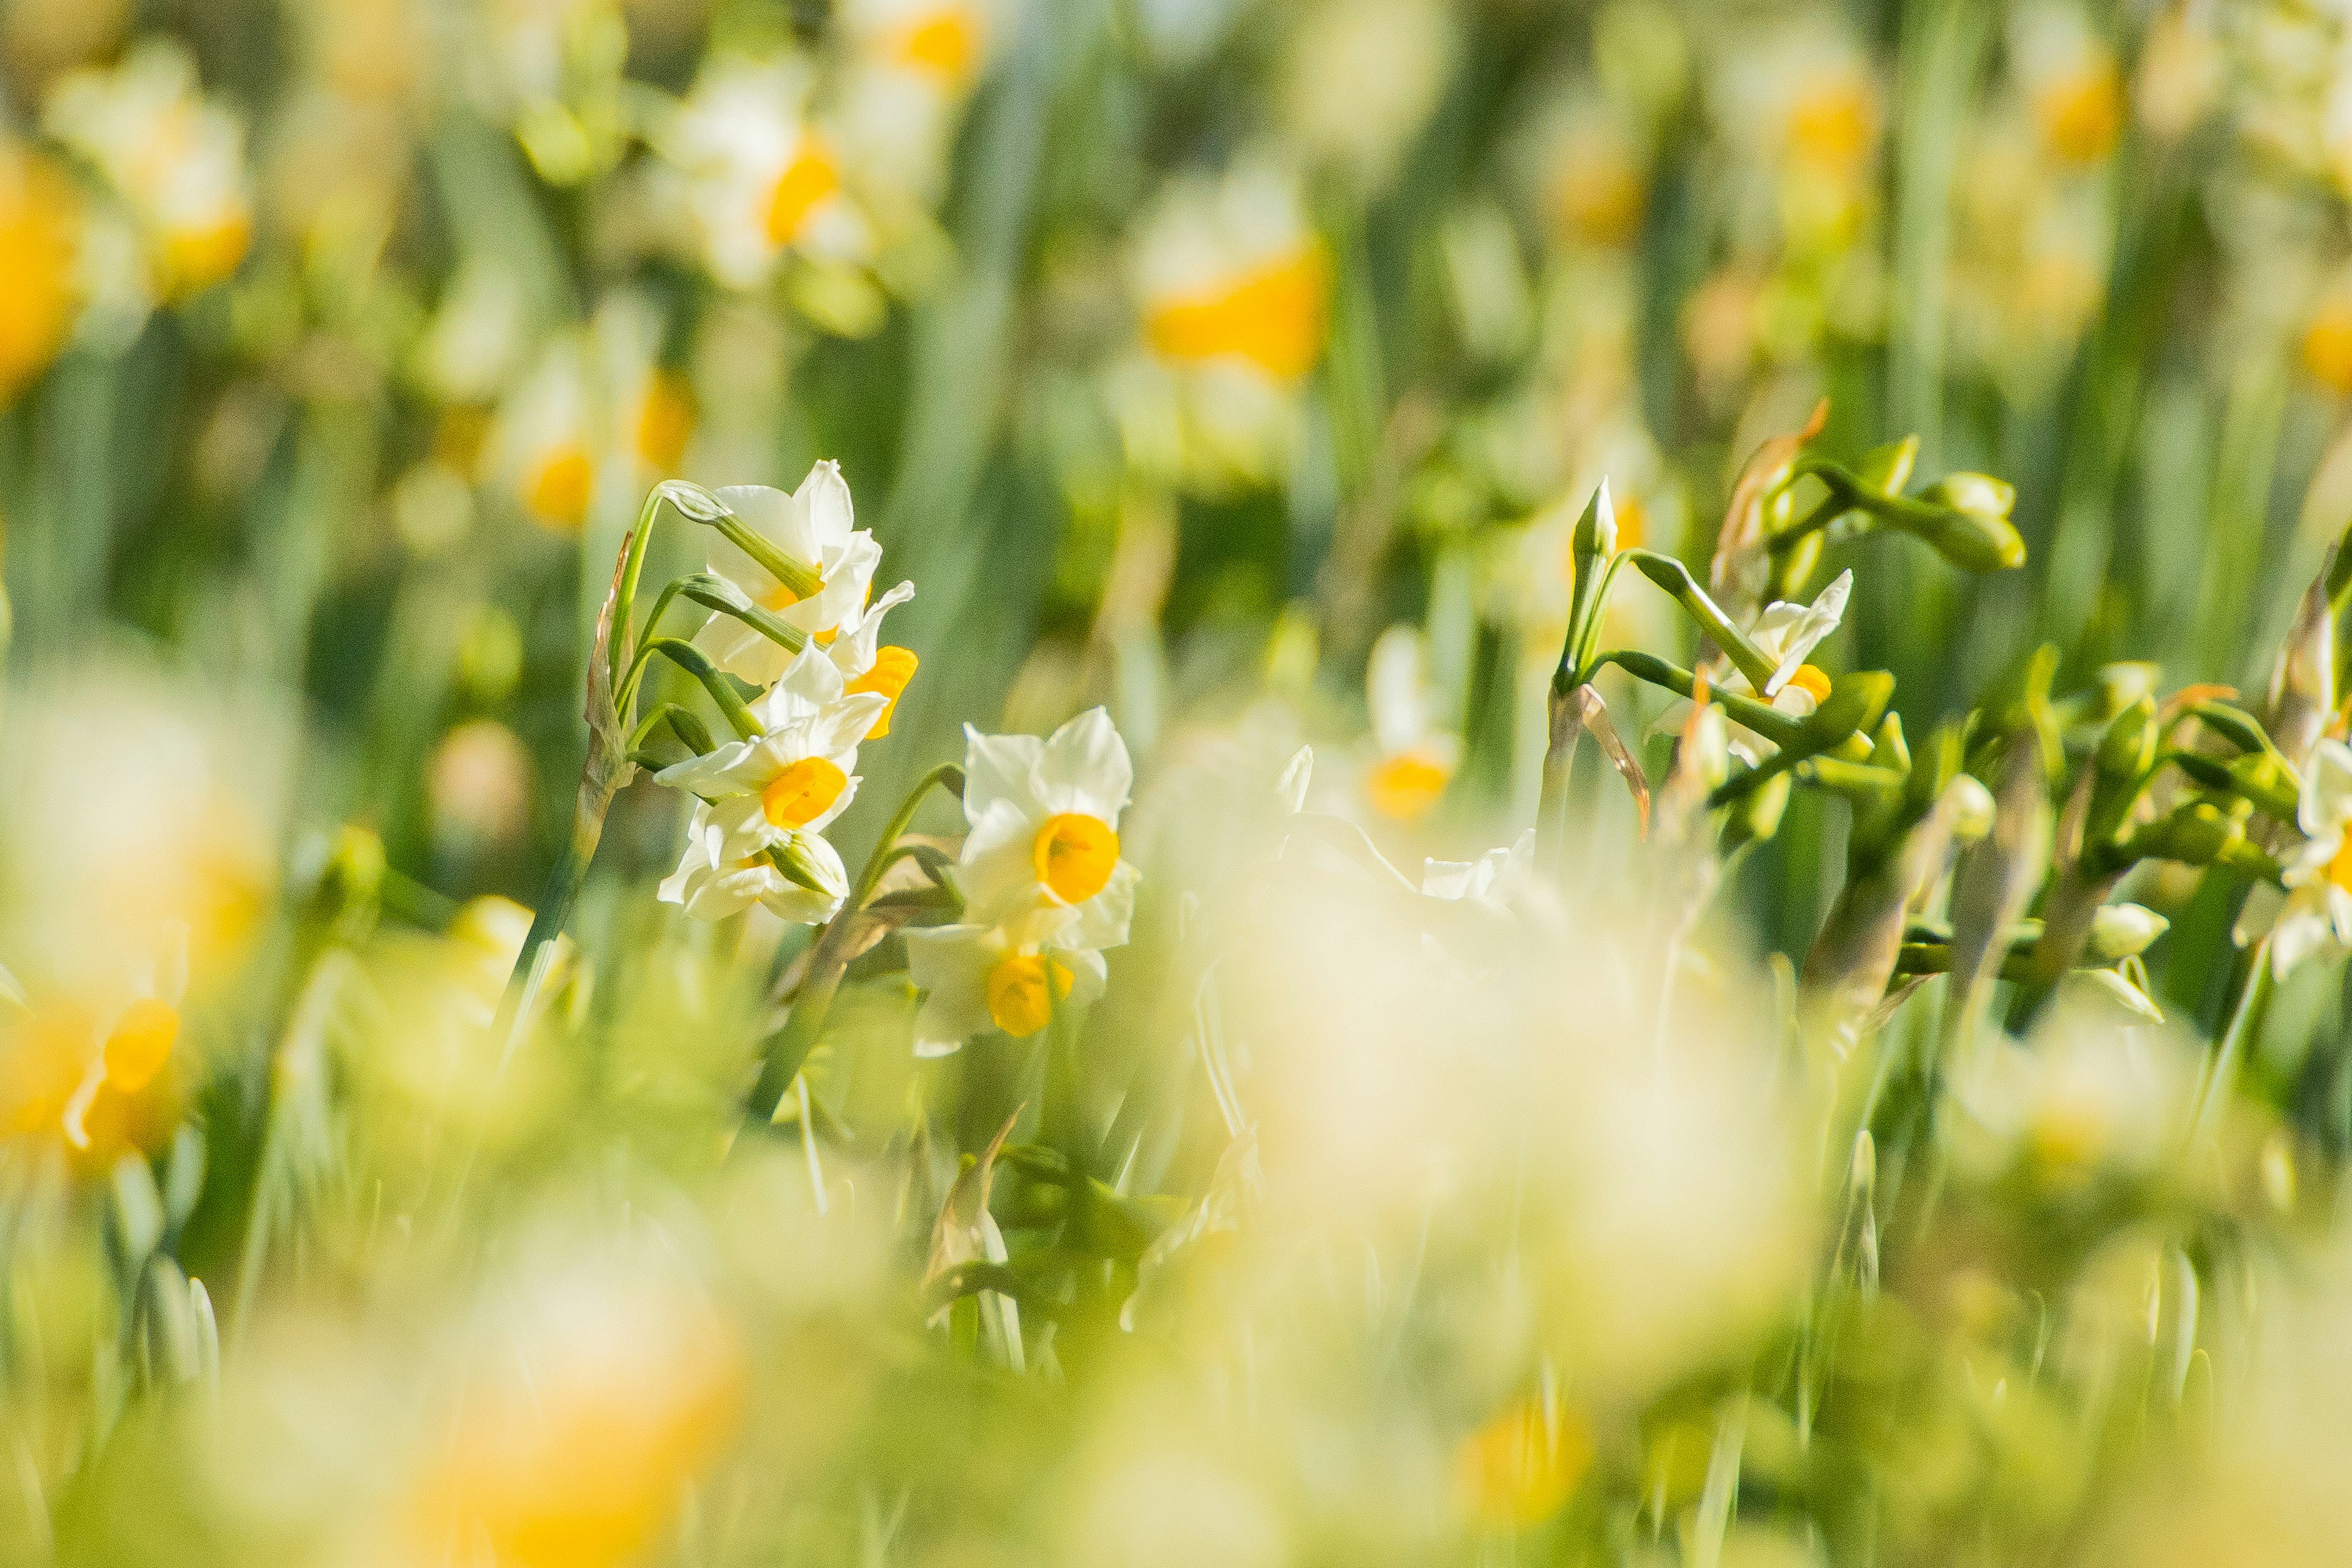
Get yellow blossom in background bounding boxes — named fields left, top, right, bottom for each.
left=44, top=40, right=252, bottom=298
left=2304, top=288, right=2352, bottom=396
left=1457, top=1396, right=1592, bottom=1528
left=0, top=141, right=78, bottom=401
left=2015, top=4, right=2125, bottom=168
left=395, top=1259, right=745, bottom=1568
left=1120, top=158, right=1328, bottom=486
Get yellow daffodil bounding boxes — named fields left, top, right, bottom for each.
left=2, top=935, right=187, bottom=1174
left=45, top=41, right=252, bottom=299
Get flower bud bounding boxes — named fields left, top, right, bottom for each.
left=1914, top=473, right=2027, bottom=571
left=2095, top=694, right=2157, bottom=780
left=774, top=831, right=849, bottom=901
left=1944, top=774, right=1996, bottom=843
left=1571, top=478, right=1618, bottom=567
left=2085, top=902, right=2169, bottom=962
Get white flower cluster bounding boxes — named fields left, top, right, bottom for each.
left=651, top=463, right=916, bottom=924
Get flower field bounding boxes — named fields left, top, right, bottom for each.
left=7, top=2, right=2352, bottom=1564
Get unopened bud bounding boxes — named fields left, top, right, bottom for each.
left=2097, top=695, right=2157, bottom=780
left=2086, top=902, right=2170, bottom=962
left=774, top=831, right=849, bottom=901
left=1572, top=480, right=1618, bottom=567
left=1944, top=775, right=1996, bottom=843
left=1914, top=473, right=2026, bottom=571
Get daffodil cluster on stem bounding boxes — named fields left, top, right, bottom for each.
left=505, top=464, right=1142, bottom=1074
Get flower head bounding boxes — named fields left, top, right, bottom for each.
left=45, top=42, right=252, bottom=298
left=692, top=462, right=886, bottom=685
left=665, top=55, right=871, bottom=291
left=950, top=708, right=1140, bottom=930
left=653, top=644, right=887, bottom=924
left=903, top=892, right=1132, bottom=1055
left=1363, top=625, right=1460, bottom=824
left=2263, top=739, right=2352, bottom=978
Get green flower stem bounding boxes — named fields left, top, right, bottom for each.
left=2193, top=940, right=2274, bottom=1147
left=488, top=767, right=620, bottom=1050
left=1567, top=549, right=1637, bottom=688
left=606, top=486, right=673, bottom=699
left=1536, top=685, right=1584, bottom=879
left=1617, top=549, right=1783, bottom=695
left=712, top=512, right=824, bottom=605
left=1591, top=649, right=1815, bottom=752
left=614, top=573, right=810, bottom=720
left=755, top=762, right=968, bottom=1123
left=621, top=638, right=763, bottom=741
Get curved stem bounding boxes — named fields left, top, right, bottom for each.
left=626, top=638, right=761, bottom=741
left=754, top=762, right=969, bottom=1123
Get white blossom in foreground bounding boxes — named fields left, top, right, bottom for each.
left=949, top=708, right=1140, bottom=930
left=693, top=462, right=886, bottom=685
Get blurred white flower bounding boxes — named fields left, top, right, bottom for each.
left=45, top=40, right=251, bottom=298
left=1121, top=160, right=1327, bottom=486
left=1362, top=624, right=1460, bottom=824
left=663, top=54, right=871, bottom=290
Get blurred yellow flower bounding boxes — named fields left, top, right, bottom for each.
left=402, top=1269, right=744, bottom=1568
left=2305, top=290, right=2352, bottom=396
left=0, top=141, right=78, bottom=401
left=1457, top=1396, right=1592, bottom=1528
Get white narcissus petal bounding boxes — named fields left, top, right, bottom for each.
left=1367, top=625, right=1433, bottom=755
left=698, top=796, right=780, bottom=864
left=655, top=737, right=771, bottom=799
left=953, top=797, right=1047, bottom=926
left=751, top=643, right=853, bottom=731
left=1063, top=860, right=1139, bottom=951
left=905, top=924, right=996, bottom=1055
left=787, top=529, right=883, bottom=638
left=1273, top=745, right=1313, bottom=814
left=796, top=460, right=854, bottom=552
left=1035, top=707, right=1133, bottom=824
left=2269, top=885, right=2337, bottom=979
left=1054, top=944, right=1109, bottom=1008
left=829, top=580, right=915, bottom=680
left=962, top=725, right=1045, bottom=824
left=1421, top=859, right=1477, bottom=899
left=2299, top=739, right=2352, bottom=839
left=2234, top=879, right=2284, bottom=948
left=1757, top=570, right=1850, bottom=695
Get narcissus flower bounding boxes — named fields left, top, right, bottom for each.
left=834, top=0, right=995, bottom=195
left=653, top=645, right=887, bottom=923
left=1662, top=571, right=1850, bottom=764
left=693, top=462, right=886, bottom=685
left=665, top=55, right=871, bottom=290
left=949, top=708, right=1140, bottom=929
left=1120, top=160, right=1329, bottom=484
left=1363, top=625, right=1460, bottom=824
left=2257, top=739, right=2352, bottom=978
left=904, top=894, right=1132, bottom=1054
left=2, top=936, right=188, bottom=1173
left=45, top=42, right=252, bottom=298
left=827, top=580, right=921, bottom=738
